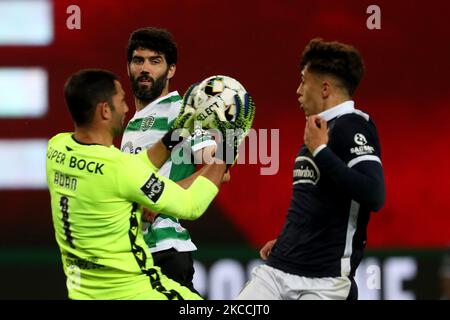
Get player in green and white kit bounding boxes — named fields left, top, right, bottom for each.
left=46, top=69, right=227, bottom=299
left=121, top=28, right=217, bottom=293
left=121, top=91, right=213, bottom=249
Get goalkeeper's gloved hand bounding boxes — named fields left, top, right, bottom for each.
left=213, top=93, right=256, bottom=166
left=171, top=83, right=199, bottom=134
left=161, top=83, right=199, bottom=151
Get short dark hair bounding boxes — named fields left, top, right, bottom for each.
left=127, top=27, right=178, bottom=66
left=64, top=69, right=118, bottom=126
left=300, top=38, right=364, bottom=96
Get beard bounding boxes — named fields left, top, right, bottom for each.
left=130, top=70, right=168, bottom=104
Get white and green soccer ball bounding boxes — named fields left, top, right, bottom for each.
left=192, top=75, right=248, bottom=127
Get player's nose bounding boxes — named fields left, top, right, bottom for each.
left=140, top=60, right=153, bottom=73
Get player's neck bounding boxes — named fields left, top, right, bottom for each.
left=135, top=97, right=148, bottom=112
left=73, top=126, right=113, bottom=146
left=322, top=94, right=352, bottom=112
left=134, top=86, right=170, bottom=112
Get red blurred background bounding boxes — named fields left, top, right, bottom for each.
left=1, top=0, right=449, bottom=250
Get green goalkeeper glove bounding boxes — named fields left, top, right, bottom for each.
left=213, top=93, right=256, bottom=165
left=162, top=83, right=199, bottom=151
left=170, top=83, right=199, bottom=135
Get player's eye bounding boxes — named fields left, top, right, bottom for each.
left=150, top=58, right=161, bottom=65
left=132, top=57, right=144, bottom=64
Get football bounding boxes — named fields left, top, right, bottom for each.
left=192, top=75, right=248, bottom=126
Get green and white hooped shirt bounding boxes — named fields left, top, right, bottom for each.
left=121, top=91, right=215, bottom=253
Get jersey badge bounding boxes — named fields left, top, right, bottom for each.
left=141, top=116, right=155, bottom=131
left=141, top=173, right=165, bottom=202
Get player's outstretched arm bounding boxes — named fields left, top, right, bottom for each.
left=148, top=161, right=227, bottom=220
left=196, top=161, right=228, bottom=187
left=124, top=150, right=227, bottom=221
left=146, top=139, right=171, bottom=169
left=145, top=84, right=202, bottom=169
left=177, top=165, right=230, bottom=189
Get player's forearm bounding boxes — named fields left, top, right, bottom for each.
left=146, top=140, right=171, bottom=169
left=198, top=162, right=228, bottom=188
left=147, top=129, right=186, bottom=169
left=314, top=147, right=386, bottom=211
left=166, top=175, right=220, bottom=220
left=176, top=149, right=218, bottom=188
left=177, top=167, right=204, bottom=189
left=177, top=163, right=230, bottom=189
left=169, top=163, right=226, bottom=220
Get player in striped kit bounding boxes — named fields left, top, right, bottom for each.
left=121, top=28, right=218, bottom=294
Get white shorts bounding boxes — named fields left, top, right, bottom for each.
left=236, top=264, right=354, bottom=300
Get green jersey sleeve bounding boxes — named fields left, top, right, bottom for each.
left=118, top=151, right=219, bottom=220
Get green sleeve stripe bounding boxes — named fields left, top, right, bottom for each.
left=157, top=95, right=182, bottom=105
left=169, top=162, right=195, bottom=182
left=144, top=227, right=191, bottom=247
left=169, top=147, right=196, bottom=182
left=125, top=117, right=170, bottom=132
left=156, top=213, right=178, bottom=223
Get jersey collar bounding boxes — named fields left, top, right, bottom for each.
left=135, top=91, right=181, bottom=116
left=318, top=100, right=355, bottom=122
left=144, top=91, right=180, bottom=108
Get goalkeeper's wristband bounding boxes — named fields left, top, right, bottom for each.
left=161, top=129, right=184, bottom=151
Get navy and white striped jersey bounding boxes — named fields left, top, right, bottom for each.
left=267, top=101, right=385, bottom=278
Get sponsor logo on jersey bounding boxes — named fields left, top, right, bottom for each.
left=293, top=156, right=320, bottom=185
left=354, top=133, right=368, bottom=145
left=65, top=256, right=105, bottom=270
left=69, top=156, right=104, bottom=175
left=121, top=142, right=143, bottom=155
left=351, top=134, right=374, bottom=155
left=141, top=116, right=155, bottom=131
left=141, top=173, right=165, bottom=202
left=121, top=141, right=134, bottom=153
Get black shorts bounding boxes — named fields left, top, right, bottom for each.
left=152, top=248, right=199, bottom=295
left=346, top=277, right=358, bottom=300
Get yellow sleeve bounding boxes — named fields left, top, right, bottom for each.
left=119, top=152, right=219, bottom=220
left=136, top=150, right=159, bottom=172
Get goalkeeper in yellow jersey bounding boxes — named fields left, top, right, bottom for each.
left=46, top=69, right=230, bottom=300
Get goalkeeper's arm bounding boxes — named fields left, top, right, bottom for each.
left=134, top=157, right=227, bottom=220
left=168, top=161, right=227, bottom=220
left=146, top=128, right=184, bottom=169
left=128, top=138, right=227, bottom=221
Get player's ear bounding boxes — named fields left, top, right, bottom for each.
left=126, top=64, right=130, bottom=77
left=99, top=101, right=112, bottom=120
left=167, top=64, right=176, bottom=80
left=322, top=80, right=331, bottom=99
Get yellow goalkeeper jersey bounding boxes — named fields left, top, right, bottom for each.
left=46, top=132, right=217, bottom=299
